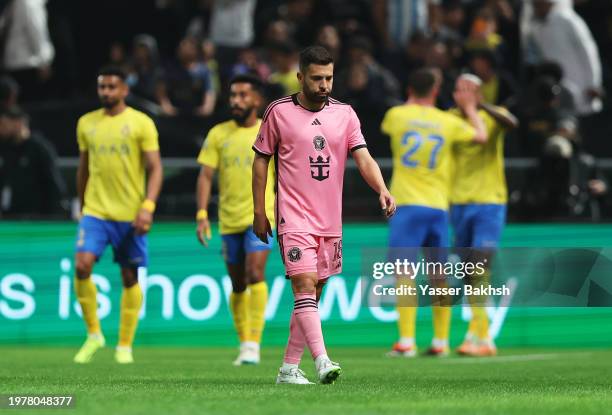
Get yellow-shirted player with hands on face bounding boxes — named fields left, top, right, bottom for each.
left=73, top=66, right=163, bottom=364
left=449, top=74, right=519, bottom=356
left=196, top=74, right=275, bottom=365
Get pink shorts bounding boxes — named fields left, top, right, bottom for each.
left=278, top=233, right=342, bottom=280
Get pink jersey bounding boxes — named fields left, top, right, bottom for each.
left=253, top=94, right=367, bottom=237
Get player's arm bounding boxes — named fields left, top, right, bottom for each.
left=352, top=147, right=396, bottom=218
left=479, top=102, right=519, bottom=130
left=133, top=150, right=163, bottom=235
left=76, top=151, right=89, bottom=214
left=196, top=165, right=215, bottom=246
left=252, top=152, right=273, bottom=243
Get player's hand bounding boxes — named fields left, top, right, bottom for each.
left=196, top=218, right=212, bottom=247
left=133, top=209, right=153, bottom=235
left=454, top=79, right=479, bottom=110
left=253, top=212, right=273, bottom=244
left=379, top=189, right=396, bottom=218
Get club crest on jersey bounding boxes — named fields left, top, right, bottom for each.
left=121, top=124, right=130, bottom=138
left=287, top=247, right=302, bottom=262
left=313, top=135, right=326, bottom=151
left=309, top=155, right=330, bottom=181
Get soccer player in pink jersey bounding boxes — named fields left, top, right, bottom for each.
left=252, top=46, right=396, bottom=385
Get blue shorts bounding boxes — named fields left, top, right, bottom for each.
left=221, top=226, right=275, bottom=265
left=450, top=204, right=506, bottom=248
left=388, top=205, right=449, bottom=262
left=76, top=215, right=147, bottom=267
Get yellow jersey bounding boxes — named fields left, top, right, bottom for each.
left=197, top=119, right=275, bottom=235
left=77, top=107, right=159, bottom=222
left=450, top=107, right=508, bottom=205
left=382, top=104, right=476, bottom=210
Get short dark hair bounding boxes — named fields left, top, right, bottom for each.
left=408, top=68, right=440, bottom=97
left=229, top=74, right=264, bottom=94
left=97, top=65, right=127, bottom=81
left=299, top=46, right=333, bottom=73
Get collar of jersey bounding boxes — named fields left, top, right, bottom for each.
left=291, top=93, right=329, bottom=112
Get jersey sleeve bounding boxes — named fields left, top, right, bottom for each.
left=449, top=114, right=477, bottom=143
left=253, top=107, right=279, bottom=156
left=347, top=106, right=367, bottom=152
left=380, top=107, right=394, bottom=136
left=197, top=127, right=220, bottom=168
left=76, top=117, right=87, bottom=151
left=140, top=115, right=160, bottom=152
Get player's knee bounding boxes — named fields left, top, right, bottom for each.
left=231, top=279, right=248, bottom=293
left=75, top=258, right=94, bottom=279
left=291, top=274, right=318, bottom=294
left=245, top=265, right=265, bottom=284
left=121, top=274, right=138, bottom=288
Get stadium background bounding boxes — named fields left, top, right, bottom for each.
left=1, top=0, right=612, bottom=350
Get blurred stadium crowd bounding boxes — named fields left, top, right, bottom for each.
left=0, top=0, right=611, bottom=220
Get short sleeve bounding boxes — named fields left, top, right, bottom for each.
left=140, top=115, right=160, bottom=152
left=380, top=107, right=394, bottom=136
left=197, top=127, right=220, bottom=168
left=347, top=106, right=367, bottom=152
left=76, top=117, right=87, bottom=151
left=449, top=114, right=476, bottom=143
left=253, top=107, right=279, bottom=156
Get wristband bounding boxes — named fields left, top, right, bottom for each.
left=196, top=209, right=208, bottom=220
left=141, top=199, right=156, bottom=213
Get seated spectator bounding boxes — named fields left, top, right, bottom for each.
left=106, top=41, right=130, bottom=74
left=465, top=7, right=505, bottom=57
left=516, top=76, right=581, bottom=217
left=335, top=36, right=401, bottom=112
left=263, top=20, right=291, bottom=45
left=267, top=41, right=300, bottom=96
left=315, top=25, right=342, bottom=65
left=158, top=36, right=217, bottom=117
left=424, top=40, right=458, bottom=109
left=127, top=34, right=164, bottom=106
left=385, top=31, right=432, bottom=91
left=468, top=49, right=518, bottom=106
left=0, top=107, right=66, bottom=216
left=533, top=61, right=575, bottom=114
left=230, top=48, right=272, bottom=82
left=201, top=39, right=221, bottom=94
left=434, top=0, right=465, bottom=45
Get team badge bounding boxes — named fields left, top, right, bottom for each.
left=287, top=247, right=302, bottom=262
left=121, top=124, right=130, bottom=138
left=313, top=136, right=326, bottom=151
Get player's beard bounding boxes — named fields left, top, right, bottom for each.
left=230, top=106, right=254, bottom=124
left=303, top=85, right=329, bottom=103
left=100, top=96, right=120, bottom=109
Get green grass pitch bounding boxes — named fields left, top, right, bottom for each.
left=1, top=347, right=611, bottom=415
